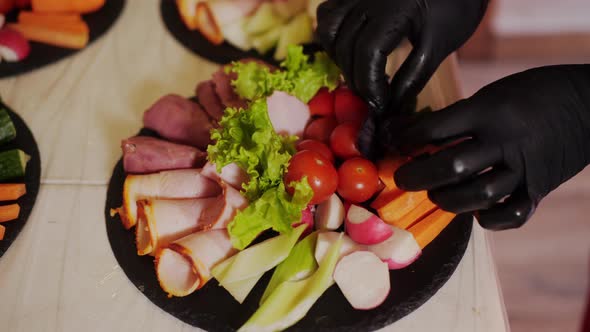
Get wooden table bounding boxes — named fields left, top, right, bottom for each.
left=0, top=2, right=509, bottom=331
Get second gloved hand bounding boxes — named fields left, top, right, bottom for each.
left=391, top=65, right=590, bottom=230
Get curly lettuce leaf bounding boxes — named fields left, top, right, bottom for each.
left=227, top=45, right=341, bottom=103
left=228, top=179, right=313, bottom=250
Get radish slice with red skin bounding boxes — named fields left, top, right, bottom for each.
left=345, top=204, right=393, bottom=245
left=368, top=226, right=422, bottom=270
left=315, top=193, right=344, bottom=231
left=0, top=28, right=30, bottom=62
left=0, top=15, right=5, bottom=29
left=334, top=251, right=390, bottom=310
left=314, top=231, right=366, bottom=265
left=292, top=205, right=314, bottom=237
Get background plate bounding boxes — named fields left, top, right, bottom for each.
left=104, top=128, right=473, bottom=332
left=0, top=100, right=41, bottom=258
left=160, top=0, right=320, bottom=65
left=0, top=0, right=126, bottom=78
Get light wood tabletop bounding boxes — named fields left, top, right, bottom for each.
left=0, top=2, right=509, bottom=331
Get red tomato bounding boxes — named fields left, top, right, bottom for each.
left=337, top=158, right=379, bottom=203
left=330, top=122, right=361, bottom=160
left=334, top=87, right=368, bottom=124
left=308, top=88, right=335, bottom=117
left=296, top=139, right=335, bottom=163
left=304, top=116, right=338, bottom=143
left=284, top=150, right=338, bottom=204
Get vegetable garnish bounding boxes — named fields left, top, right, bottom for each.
left=227, top=45, right=340, bottom=103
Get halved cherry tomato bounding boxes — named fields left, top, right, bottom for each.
left=296, top=139, right=335, bottom=164
left=337, top=158, right=379, bottom=203
left=330, top=122, right=361, bottom=160
left=304, top=116, right=338, bottom=143
left=334, top=87, right=368, bottom=124
left=308, top=88, right=335, bottom=117
left=284, top=150, right=338, bottom=204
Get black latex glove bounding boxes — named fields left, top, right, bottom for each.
left=316, top=0, right=488, bottom=158
left=391, top=65, right=590, bottom=230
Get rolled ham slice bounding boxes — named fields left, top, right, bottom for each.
left=143, top=94, right=214, bottom=150
left=196, top=80, right=225, bottom=122
left=195, top=0, right=261, bottom=45
left=135, top=197, right=218, bottom=256
left=201, top=182, right=249, bottom=230
left=212, top=67, right=248, bottom=109
left=156, top=229, right=237, bottom=297
left=116, top=169, right=221, bottom=229
left=201, top=162, right=248, bottom=190
left=121, top=136, right=207, bottom=174
left=266, top=91, right=310, bottom=137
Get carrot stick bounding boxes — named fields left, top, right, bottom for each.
left=18, top=11, right=83, bottom=25
left=0, top=224, right=5, bottom=240
left=0, top=204, right=20, bottom=223
left=388, top=198, right=438, bottom=230
left=32, top=0, right=105, bottom=14
left=7, top=23, right=89, bottom=49
left=408, top=209, right=456, bottom=249
left=377, top=190, right=428, bottom=224
left=377, top=156, right=409, bottom=191
left=370, top=187, right=402, bottom=210
left=0, top=184, right=26, bottom=201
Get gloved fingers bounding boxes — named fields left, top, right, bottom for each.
left=393, top=98, right=479, bottom=149
left=394, top=140, right=503, bottom=191
left=316, top=0, right=359, bottom=59
left=357, top=112, right=377, bottom=160
left=353, top=17, right=412, bottom=110
left=333, top=6, right=368, bottom=92
left=475, top=187, right=537, bottom=230
left=428, top=167, right=521, bottom=214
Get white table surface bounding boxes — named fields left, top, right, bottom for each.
left=0, top=2, right=509, bottom=331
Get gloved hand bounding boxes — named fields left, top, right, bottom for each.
left=315, top=0, right=488, bottom=158
left=390, top=65, right=590, bottom=230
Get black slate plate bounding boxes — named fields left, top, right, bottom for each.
left=0, top=0, right=125, bottom=78
left=0, top=100, right=41, bottom=258
left=104, top=129, right=473, bottom=332
left=160, top=0, right=321, bottom=65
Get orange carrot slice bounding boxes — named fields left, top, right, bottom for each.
left=377, top=190, right=428, bottom=224
left=408, top=209, right=456, bottom=249
left=0, top=184, right=26, bottom=201
left=370, top=187, right=402, bottom=210
left=391, top=198, right=438, bottom=230
left=18, top=11, right=83, bottom=25
left=0, top=224, right=5, bottom=240
left=0, top=204, right=20, bottom=223
left=32, top=0, right=105, bottom=14
left=7, top=22, right=89, bottom=49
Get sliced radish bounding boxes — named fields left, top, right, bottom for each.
left=345, top=204, right=393, bottom=245
left=292, top=205, right=314, bottom=237
left=315, top=193, right=344, bottom=230
left=334, top=251, right=390, bottom=310
left=0, top=14, right=5, bottom=29
left=314, top=231, right=365, bottom=264
left=368, top=226, right=421, bottom=270
left=0, top=28, right=30, bottom=62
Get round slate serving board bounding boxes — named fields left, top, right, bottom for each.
left=104, top=129, right=473, bottom=332
left=0, top=100, right=41, bottom=258
left=160, top=0, right=321, bottom=66
left=0, top=0, right=126, bottom=79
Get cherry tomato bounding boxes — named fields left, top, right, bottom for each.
left=330, top=122, right=361, bottom=160
left=304, top=116, right=338, bottom=143
left=334, top=87, right=368, bottom=124
left=296, top=139, right=335, bottom=163
left=285, top=150, right=338, bottom=204
left=337, top=158, right=380, bottom=203
left=308, top=88, right=335, bottom=117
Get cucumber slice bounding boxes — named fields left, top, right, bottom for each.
left=244, top=3, right=285, bottom=35
left=251, top=28, right=282, bottom=54
left=0, top=107, right=17, bottom=145
left=0, top=149, right=29, bottom=181
left=273, top=13, right=313, bottom=61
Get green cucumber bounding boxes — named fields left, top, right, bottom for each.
left=251, top=28, right=282, bottom=54
left=0, top=149, right=29, bottom=181
left=0, top=107, right=17, bottom=145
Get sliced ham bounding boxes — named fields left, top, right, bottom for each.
left=266, top=91, right=310, bottom=137
left=135, top=197, right=219, bottom=256
left=156, top=229, right=237, bottom=297
left=201, top=162, right=248, bottom=190
left=212, top=67, right=248, bottom=109
left=195, top=0, right=261, bottom=45
left=116, top=169, right=221, bottom=229
left=201, top=182, right=249, bottom=230
left=143, top=94, right=213, bottom=150
left=121, top=136, right=207, bottom=174
left=196, top=80, right=225, bottom=122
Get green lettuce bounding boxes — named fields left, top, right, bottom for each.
left=227, top=179, right=313, bottom=250
left=207, top=99, right=296, bottom=201
left=227, top=45, right=341, bottom=103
